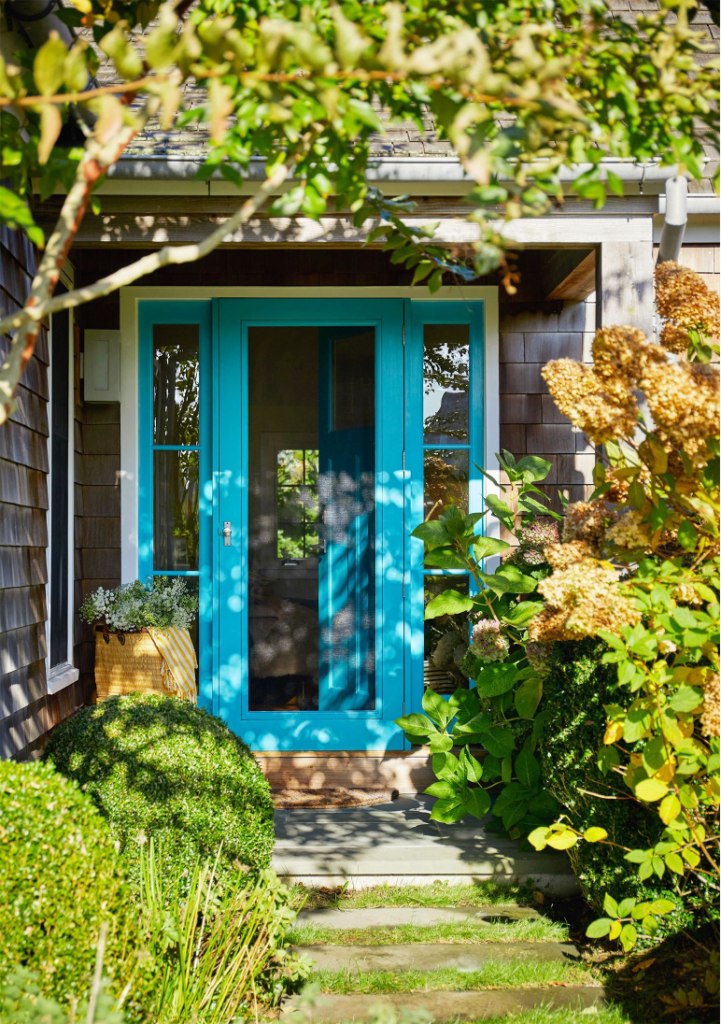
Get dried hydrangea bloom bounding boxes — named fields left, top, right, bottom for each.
left=660, top=323, right=691, bottom=354
left=671, top=582, right=703, bottom=608
left=545, top=540, right=596, bottom=570
left=604, top=468, right=630, bottom=504
left=605, top=510, right=649, bottom=550
left=592, top=325, right=661, bottom=396
left=562, top=500, right=608, bottom=546
left=471, top=618, right=510, bottom=663
left=641, top=359, right=720, bottom=464
left=542, top=359, right=638, bottom=445
left=529, top=558, right=640, bottom=641
left=526, top=640, right=554, bottom=677
left=655, top=261, right=721, bottom=339
left=701, top=672, right=720, bottom=738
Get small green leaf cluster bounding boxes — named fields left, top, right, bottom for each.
left=586, top=893, right=677, bottom=951
left=44, top=693, right=275, bottom=884
left=396, top=451, right=561, bottom=834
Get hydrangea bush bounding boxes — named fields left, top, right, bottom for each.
left=396, top=455, right=563, bottom=835
left=80, top=577, right=198, bottom=632
left=396, top=262, right=719, bottom=954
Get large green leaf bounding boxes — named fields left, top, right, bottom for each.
left=432, top=751, right=461, bottom=782
left=514, top=677, right=543, bottom=720
left=422, top=689, right=454, bottom=729
left=412, top=520, right=452, bottom=549
left=425, top=589, right=475, bottom=619
left=515, top=746, right=541, bottom=789
left=475, top=663, right=519, bottom=698
left=502, top=600, right=544, bottom=626
left=479, top=725, right=515, bottom=759
left=429, top=797, right=466, bottom=823
left=461, top=786, right=491, bottom=820
left=515, top=456, right=552, bottom=482
left=425, top=780, right=457, bottom=800
left=424, top=548, right=469, bottom=570
left=473, top=537, right=510, bottom=560
left=396, top=713, right=436, bottom=739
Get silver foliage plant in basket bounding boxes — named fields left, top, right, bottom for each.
left=80, top=578, right=198, bottom=633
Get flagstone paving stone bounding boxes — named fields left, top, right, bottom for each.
left=295, top=906, right=541, bottom=929
left=281, top=986, right=604, bottom=1022
left=291, top=941, right=580, bottom=972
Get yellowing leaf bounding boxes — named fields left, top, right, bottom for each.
left=208, top=79, right=233, bottom=143
left=64, top=42, right=89, bottom=95
left=94, top=96, right=124, bottom=146
left=604, top=720, right=623, bottom=745
left=546, top=830, right=579, bottom=851
left=654, top=760, right=676, bottom=784
left=34, top=34, right=67, bottom=96
left=609, top=920, right=623, bottom=940
left=659, top=794, right=681, bottom=825
left=583, top=827, right=609, bottom=843
left=38, top=104, right=62, bottom=165
left=634, top=777, right=668, bottom=803
left=706, top=776, right=720, bottom=805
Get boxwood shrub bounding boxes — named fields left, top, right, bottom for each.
left=0, top=760, right=138, bottom=1007
left=45, top=693, right=275, bottom=881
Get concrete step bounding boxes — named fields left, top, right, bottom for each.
left=273, top=796, right=578, bottom=893
left=281, top=986, right=604, bottom=1022
left=294, top=941, right=580, bottom=972
left=296, top=905, right=540, bottom=930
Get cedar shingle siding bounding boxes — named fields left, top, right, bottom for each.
left=0, top=228, right=83, bottom=759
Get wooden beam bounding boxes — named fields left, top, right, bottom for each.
left=545, top=249, right=596, bottom=300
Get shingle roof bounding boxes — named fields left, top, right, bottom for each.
left=83, top=2, right=718, bottom=183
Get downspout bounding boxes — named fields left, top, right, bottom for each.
left=656, top=176, right=688, bottom=265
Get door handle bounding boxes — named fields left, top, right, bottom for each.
left=222, top=521, right=232, bottom=546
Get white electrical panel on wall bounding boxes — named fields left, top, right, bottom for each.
left=83, top=330, right=121, bottom=402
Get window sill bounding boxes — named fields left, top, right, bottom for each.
left=48, top=663, right=80, bottom=695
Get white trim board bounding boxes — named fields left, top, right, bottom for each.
left=119, top=285, right=500, bottom=582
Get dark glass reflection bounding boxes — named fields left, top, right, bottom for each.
left=153, top=450, right=199, bottom=570
left=423, top=324, right=469, bottom=444
left=424, top=575, right=470, bottom=693
left=248, top=326, right=376, bottom=713
left=424, top=449, right=469, bottom=521
left=153, top=324, right=199, bottom=445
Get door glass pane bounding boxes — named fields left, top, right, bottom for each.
left=153, top=324, right=199, bottom=445
left=424, top=576, right=470, bottom=693
left=153, top=450, right=199, bottom=570
left=423, top=324, right=469, bottom=444
left=248, top=326, right=376, bottom=713
left=424, top=449, right=469, bottom=521
left=333, top=333, right=374, bottom=429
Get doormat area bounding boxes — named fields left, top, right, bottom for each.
left=273, top=787, right=399, bottom=809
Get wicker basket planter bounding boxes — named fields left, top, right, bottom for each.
left=95, top=626, right=170, bottom=701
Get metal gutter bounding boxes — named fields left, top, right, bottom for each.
left=106, top=155, right=681, bottom=185
left=658, top=193, right=719, bottom=216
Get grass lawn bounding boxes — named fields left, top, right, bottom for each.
left=288, top=881, right=537, bottom=912
left=310, top=960, right=598, bottom=994
left=287, top=917, right=571, bottom=947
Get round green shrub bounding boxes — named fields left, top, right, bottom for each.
left=0, top=760, right=138, bottom=1006
left=45, top=693, right=275, bottom=881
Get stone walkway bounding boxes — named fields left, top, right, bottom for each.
left=282, top=903, right=604, bottom=1023
left=272, top=796, right=578, bottom=892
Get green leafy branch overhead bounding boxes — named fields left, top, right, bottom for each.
left=0, top=0, right=719, bottom=422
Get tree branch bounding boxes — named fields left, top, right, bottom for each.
left=0, top=95, right=161, bottom=425
left=0, top=157, right=300, bottom=352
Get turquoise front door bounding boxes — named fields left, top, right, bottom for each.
left=138, top=295, right=487, bottom=752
